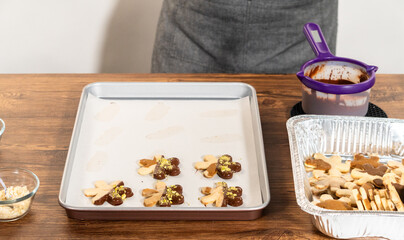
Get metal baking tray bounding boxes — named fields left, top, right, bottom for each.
left=287, top=115, right=404, bottom=240
left=59, top=82, right=270, bottom=220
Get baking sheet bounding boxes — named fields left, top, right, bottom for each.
left=64, top=92, right=262, bottom=208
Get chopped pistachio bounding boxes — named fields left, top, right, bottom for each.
left=220, top=165, right=231, bottom=172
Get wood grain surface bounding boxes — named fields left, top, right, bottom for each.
left=0, top=74, right=402, bottom=239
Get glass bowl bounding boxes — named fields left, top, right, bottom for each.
left=0, top=168, right=40, bottom=222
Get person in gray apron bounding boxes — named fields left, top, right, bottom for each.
left=151, top=0, right=338, bottom=73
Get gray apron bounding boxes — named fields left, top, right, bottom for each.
left=152, top=0, right=338, bottom=73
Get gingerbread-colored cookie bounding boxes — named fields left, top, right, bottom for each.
left=142, top=181, right=165, bottom=207
left=83, top=180, right=133, bottom=206
left=361, top=163, right=388, bottom=177
left=316, top=199, right=353, bottom=210
left=351, top=168, right=383, bottom=187
left=138, top=155, right=159, bottom=175
left=194, top=155, right=217, bottom=178
left=312, top=169, right=346, bottom=193
left=305, top=157, right=331, bottom=171
left=307, top=153, right=404, bottom=211
left=139, top=159, right=157, bottom=167
left=392, top=183, right=404, bottom=203
left=351, top=153, right=381, bottom=169
left=335, top=182, right=360, bottom=206
left=142, top=182, right=184, bottom=207
left=138, top=155, right=181, bottom=179
left=200, top=182, right=243, bottom=207
left=312, top=170, right=328, bottom=179
left=386, top=182, right=404, bottom=211
left=313, top=153, right=350, bottom=173
left=310, top=186, right=328, bottom=196
left=388, top=160, right=404, bottom=182
left=195, top=154, right=241, bottom=179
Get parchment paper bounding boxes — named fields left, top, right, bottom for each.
left=65, top=94, right=262, bottom=208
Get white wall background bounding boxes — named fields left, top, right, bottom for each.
left=337, top=0, right=404, bottom=73
left=0, top=0, right=403, bottom=74
left=0, top=0, right=163, bottom=73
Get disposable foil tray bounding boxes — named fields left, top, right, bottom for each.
left=287, top=115, right=404, bottom=240
left=59, top=82, right=270, bottom=220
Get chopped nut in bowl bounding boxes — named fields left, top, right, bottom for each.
left=0, top=168, right=40, bottom=222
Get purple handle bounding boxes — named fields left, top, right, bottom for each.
left=367, top=65, right=378, bottom=73
left=303, top=23, right=334, bottom=58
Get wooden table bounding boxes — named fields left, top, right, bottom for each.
left=1, top=74, right=402, bottom=239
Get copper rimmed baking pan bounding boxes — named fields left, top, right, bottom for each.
left=59, top=82, right=270, bottom=220
left=287, top=115, right=404, bottom=240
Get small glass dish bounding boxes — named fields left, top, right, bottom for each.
left=0, top=168, right=40, bottom=222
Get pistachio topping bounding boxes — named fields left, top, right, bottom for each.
left=220, top=155, right=231, bottom=161
left=151, top=155, right=181, bottom=179
left=226, top=192, right=237, bottom=199
left=83, top=180, right=133, bottom=206
left=220, top=165, right=231, bottom=172
left=154, top=184, right=184, bottom=207
left=201, top=182, right=243, bottom=207
left=159, top=158, right=170, bottom=168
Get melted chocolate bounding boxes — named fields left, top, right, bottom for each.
left=107, top=195, right=123, bottom=206
left=308, top=65, right=323, bottom=79
left=158, top=185, right=184, bottom=207
left=106, top=185, right=134, bottom=206
left=93, top=194, right=108, bottom=205
left=315, top=79, right=356, bottom=85
left=92, top=182, right=133, bottom=206
left=307, top=64, right=369, bottom=85
left=372, top=179, right=384, bottom=188
left=153, top=156, right=181, bottom=179
left=221, top=184, right=243, bottom=207
left=314, top=77, right=368, bottom=85
left=361, top=163, right=388, bottom=177
left=216, top=154, right=241, bottom=179
left=153, top=164, right=166, bottom=180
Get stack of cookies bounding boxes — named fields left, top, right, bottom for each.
left=305, top=153, right=404, bottom=211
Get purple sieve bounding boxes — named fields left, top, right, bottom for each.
left=296, top=23, right=378, bottom=94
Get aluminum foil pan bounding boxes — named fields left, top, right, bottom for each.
left=287, top=115, right=404, bottom=240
